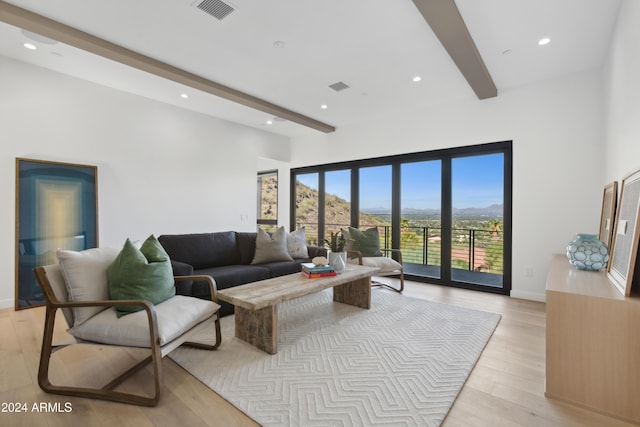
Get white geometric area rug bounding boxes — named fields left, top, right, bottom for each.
left=169, top=289, right=501, bottom=427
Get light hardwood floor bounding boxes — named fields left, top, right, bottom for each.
left=1, top=279, right=636, bottom=427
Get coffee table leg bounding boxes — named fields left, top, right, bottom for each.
left=333, top=277, right=371, bottom=309
left=234, top=305, right=278, bottom=354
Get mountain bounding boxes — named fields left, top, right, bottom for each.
left=295, top=182, right=386, bottom=227
left=293, top=180, right=503, bottom=228
left=363, top=204, right=503, bottom=218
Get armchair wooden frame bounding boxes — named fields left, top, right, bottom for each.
left=34, top=266, right=221, bottom=407
left=348, top=248, right=404, bottom=293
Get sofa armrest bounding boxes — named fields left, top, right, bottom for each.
left=174, top=275, right=217, bottom=302
left=170, top=260, right=194, bottom=276
left=170, top=260, right=194, bottom=295
left=307, top=245, right=328, bottom=258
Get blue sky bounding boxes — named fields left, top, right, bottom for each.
left=297, top=153, right=503, bottom=210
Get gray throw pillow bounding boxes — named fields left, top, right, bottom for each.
left=252, top=227, right=294, bottom=264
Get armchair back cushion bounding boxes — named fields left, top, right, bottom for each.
left=57, top=246, right=120, bottom=327
left=108, top=236, right=175, bottom=317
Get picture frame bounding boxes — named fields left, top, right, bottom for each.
left=598, top=181, right=618, bottom=250
left=608, top=169, right=640, bottom=296
left=15, top=158, right=98, bottom=309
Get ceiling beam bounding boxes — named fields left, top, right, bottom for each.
left=411, top=0, right=497, bottom=100
left=0, top=1, right=336, bottom=133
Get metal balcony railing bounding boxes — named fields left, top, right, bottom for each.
left=296, top=223, right=504, bottom=275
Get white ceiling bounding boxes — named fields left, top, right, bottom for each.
left=0, top=0, right=622, bottom=137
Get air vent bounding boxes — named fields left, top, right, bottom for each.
left=197, top=0, right=235, bottom=21
left=328, top=81, right=350, bottom=92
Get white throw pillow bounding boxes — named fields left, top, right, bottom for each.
left=57, top=247, right=120, bottom=326
left=251, top=227, right=294, bottom=264
left=287, top=228, right=308, bottom=259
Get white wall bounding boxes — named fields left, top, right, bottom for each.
left=604, top=0, right=640, bottom=181
left=0, top=56, right=290, bottom=309
left=288, top=70, right=606, bottom=302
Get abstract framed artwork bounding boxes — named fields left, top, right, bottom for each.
left=15, top=158, right=98, bottom=309
left=598, top=181, right=618, bottom=250
left=608, top=169, right=640, bottom=296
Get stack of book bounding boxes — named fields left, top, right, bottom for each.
left=301, top=263, right=336, bottom=278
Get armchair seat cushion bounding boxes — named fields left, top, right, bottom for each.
left=347, top=256, right=402, bottom=271
left=68, top=295, right=219, bottom=348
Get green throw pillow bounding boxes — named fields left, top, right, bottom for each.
left=108, top=235, right=175, bottom=317
left=348, top=227, right=383, bottom=257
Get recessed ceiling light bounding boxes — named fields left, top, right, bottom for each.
left=266, top=120, right=273, bottom=125
left=273, top=41, right=285, bottom=49
left=320, top=104, right=328, bottom=110
left=23, top=43, right=37, bottom=50
left=412, top=76, right=422, bottom=83
left=538, top=37, right=551, bottom=46
left=180, top=93, right=189, bottom=99
left=502, top=49, right=513, bottom=55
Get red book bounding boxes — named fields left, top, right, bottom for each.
left=301, top=270, right=337, bottom=278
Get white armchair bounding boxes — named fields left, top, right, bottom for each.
left=33, top=251, right=221, bottom=407
left=343, top=227, right=404, bottom=293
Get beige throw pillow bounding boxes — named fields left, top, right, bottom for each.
left=252, top=227, right=294, bottom=264
left=287, top=228, right=308, bottom=259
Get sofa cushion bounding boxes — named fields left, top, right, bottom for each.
left=259, top=260, right=305, bottom=277
left=158, top=233, right=216, bottom=269
left=108, top=235, right=176, bottom=317
left=209, top=231, right=240, bottom=266
left=158, top=232, right=239, bottom=269
left=56, top=246, right=121, bottom=327
left=194, top=264, right=271, bottom=317
left=287, top=228, right=308, bottom=259
left=236, top=232, right=258, bottom=265
left=195, top=265, right=270, bottom=291
left=252, top=227, right=294, bottom=264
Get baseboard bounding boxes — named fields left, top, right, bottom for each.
left=510, top=289, right=546, bottom=303
left=0, top=298, right=14, bottom=310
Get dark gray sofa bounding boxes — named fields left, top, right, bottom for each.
left=158, top=231, right=326, bottom=316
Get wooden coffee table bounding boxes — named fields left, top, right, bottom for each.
left=217, top=264, right=379, bottom=354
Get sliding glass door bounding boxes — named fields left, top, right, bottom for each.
left=400, top=161, right=442, bottom=279
left=451, top=153, right=505, bottom=289
left=294, top=172, right=319, bottom=245
left=359, top=165, right=392, bottom=248
left=291, top=141, right=511, bottom=295
left=324, top=169, right=351, bottom=243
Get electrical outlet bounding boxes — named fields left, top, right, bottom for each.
left=525, top=267, right=534, bottom=278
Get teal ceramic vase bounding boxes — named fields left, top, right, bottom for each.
left=566, top=233, right=609, bottom=270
